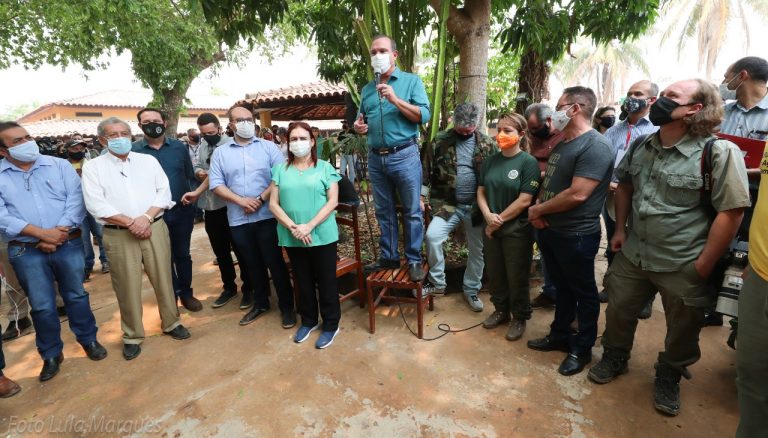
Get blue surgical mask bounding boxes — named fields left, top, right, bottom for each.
left=8, top=139, right=41, bottom=163
left=107, top=137, right=132, bottom=155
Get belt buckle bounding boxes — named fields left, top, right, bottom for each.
left=379, top=148, right=390, bottom=156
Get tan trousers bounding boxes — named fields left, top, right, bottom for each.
left=1, top=241, right=30, bottom=322
left=102, top=220, right=180, bottom=344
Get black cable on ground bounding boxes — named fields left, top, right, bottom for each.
left=393, top=295, right=484, bottom=341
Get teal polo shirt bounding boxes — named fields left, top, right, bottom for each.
left=358, top=67, right=431, bottom=149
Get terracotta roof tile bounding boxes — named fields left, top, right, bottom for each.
left=52, top=89, right=232, bottom=110
left=247, top=81, right=346, bottom=103
left=22, top=118, right=203, bottom=137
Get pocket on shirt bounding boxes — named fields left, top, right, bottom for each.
left=665, top=173, right=702, bottom=207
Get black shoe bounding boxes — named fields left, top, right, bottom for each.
left=588, top=350, right=629, bottom=384
left=180, top=296, right=203, bottom=312
left=364, top=259, right=400, bottom=274
left=122, top=344, right=141, bottom=361
left=702, top=310, right=723, bottom=327
left=239, top=291, right=254, bottom=310
left=654, top=363, right=682, bottom=416
left=39, top=353, right=63, bottom=382
left=239, top=307, right=268, bottom=326
left=281, top=311, right=297, bottom=329
left=558, top=352, right=592, bottom=376
left=2, top=317, right=32, bottom=341
left=527, top=335, right=570, bottom=353
left=212, top=289, right=238, bottom=308
left=638, top=298, right=653, bottom=320
left=83, top=268, right=92, bottom=283
left=598, top=289, right=609, bottom=303
left=408, top=263, right=425, bottom=282
left=82, top=341, right=108, bottom=361
left=531, top=292, right=556, bottom=309
left=164, top=324, right=191, bottom=340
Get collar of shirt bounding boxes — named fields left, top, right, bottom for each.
left=136, top=137, right=170, bottom=150
left=726, top=91, right=768, bottom=113
left=0, top=155, right=53, bottom=174
left=225, top=136, right=263, bottom=148
left=648, top=133, right=699, bottom=158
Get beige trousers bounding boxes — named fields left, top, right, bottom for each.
left=102, top=220, right=180, bottom=344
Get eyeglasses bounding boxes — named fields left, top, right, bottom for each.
left=555, top=102, right=584, bottom=111
left=232, top=118, right=252, bottom=123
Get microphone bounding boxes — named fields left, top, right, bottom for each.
left=374, top=72, right=382, bottom=98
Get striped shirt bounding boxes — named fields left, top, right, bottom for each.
left=603, top=116, right=658, bottom=181
left=720, top=92, right=768, bottom=141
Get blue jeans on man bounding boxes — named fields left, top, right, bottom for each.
left=7, top=238, right=98, bottom=360
left=534, top=229, right=558, bottom=299
left=164, top=204, right=195, bottom=299
left=537, top=228, right=601, bottom=354
left=425, top=204, right=483, bottom=296
left=81, top=211, right=108, bottom=271
left=367, top=144, right=424, bottom=264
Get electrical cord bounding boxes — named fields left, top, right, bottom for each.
left=392, top=294, right=484, bottom=341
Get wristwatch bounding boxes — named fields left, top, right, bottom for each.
left=143, top=213, right=155, bottom=223
left=256, top=194, right=264, bottom=203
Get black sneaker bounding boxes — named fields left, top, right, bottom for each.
left=281, top=311, right=297, bottom=329
left=364, top=259, right=400, bottom=274
left=588, top=350, right=629, bottom=384
left=654, top=363, right=682, bottom=416
left=212, top=289, right=238, bottom=308
left=239, top=291, right=254, bottom=310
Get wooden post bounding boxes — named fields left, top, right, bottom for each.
left=259, top=110, right=272, bottom=129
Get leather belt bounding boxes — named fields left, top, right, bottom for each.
left=370, top=140, right=416, bottom=156
left=8, top=229, right=82, bottom=247
left=104, top=215, right=164, bottom=230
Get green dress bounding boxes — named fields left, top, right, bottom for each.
left=271, top=160, right=341, bottom=247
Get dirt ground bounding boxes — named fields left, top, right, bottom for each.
left=0, top=223, right=740, bottom=437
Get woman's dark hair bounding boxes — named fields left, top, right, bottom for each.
left=286, top=121, right=317, bottom=166
left=592, top=106, right=615, bottom=129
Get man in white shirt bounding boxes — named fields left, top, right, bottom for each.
left=82, top=117, right=191, bottom=361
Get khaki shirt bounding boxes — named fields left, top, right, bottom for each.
left=616, top=133, right=750, bottom=272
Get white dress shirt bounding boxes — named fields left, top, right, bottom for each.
left=82, top=151, right=175, bottom=223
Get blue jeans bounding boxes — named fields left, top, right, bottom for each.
left=367, top=144, right=423, bottom=264
left=164, top=205, right=195, bottom=298
left=7, top=238, right=98, bottom=360
left=425, top=204, right=483, bottom=295
left=534, top=229, right=557, bottom=299
left=81, top=212, right=107, bottom=270
left=340, top=154, right=357, bottom=183
left=538, top=228, right=601, bottom=354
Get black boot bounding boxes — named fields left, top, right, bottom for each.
left=654, top=362, right=684, bottom=416
left=588, top=348, right=629, bottom=384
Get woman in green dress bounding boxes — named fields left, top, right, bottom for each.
left=269, top=122, right=342, bottom=349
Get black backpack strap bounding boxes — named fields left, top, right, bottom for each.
left=625, top=133, right=651, bottom=168
left=700, top=137, right=717, bottom=220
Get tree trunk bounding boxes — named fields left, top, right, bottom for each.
left=514, top=50, right=549, bottom=114
left=158, top=88, right=187, bottom=138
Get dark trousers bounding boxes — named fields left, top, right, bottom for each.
left=602, top=205, right=616, bottom=266
left=484, top=226, right=534, bottom=320
left=538, top=228, right=601, bottom=354
left=230, top=219, right=294, bottom=313
left=286, top=243, right=340, bottom=331
left=204, top=207, right=252, bottom=293
left=164, top=204, right=195, bottom=298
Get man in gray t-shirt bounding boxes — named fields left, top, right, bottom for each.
left=526, top=86, right=614, bottom=377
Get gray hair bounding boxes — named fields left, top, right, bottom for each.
left=524, top=103, right=553, bottom=124
left=454, top=103, right=479, bottom=128
left=97, top=117, right=131, bottom=137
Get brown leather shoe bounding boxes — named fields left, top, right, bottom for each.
left=0, top=375, right=21, bottom=398
left=180, top=296, right=203, bottom=312
left=505, top=319, right=526, bottom=341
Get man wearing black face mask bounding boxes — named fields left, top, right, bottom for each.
left=132, top=107, right=201, bottom=312
left=181, top=113, right=253, bottom=310
left=600, top=80, right=659, bottom=308
left=589, top=80, right=750, bottom=417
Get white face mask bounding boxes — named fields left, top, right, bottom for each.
left=719, top=75, right=742, bottom=101
left=551, top=106, right=573, bottom=132
left=235, top=120, right=255, bottom=139
left=371, top=53, right=391, bottom=75
left=289, top=140, right=312, bottom=158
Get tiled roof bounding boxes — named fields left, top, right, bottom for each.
left=53, top=89, right=233, bottom=110
left=247, top=81, right=346, bottom=103
left=22, top=118, right=203, bottom=137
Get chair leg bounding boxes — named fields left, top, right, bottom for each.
left=356, top=268, right=365, bottom=308
left=416, top=286, right=424, bottom=339
left=428, top=295, right=434, bottom=311
left=366, top=281, right=376, bottom=334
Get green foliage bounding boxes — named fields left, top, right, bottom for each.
left=486, top=40, right=521, bottom=121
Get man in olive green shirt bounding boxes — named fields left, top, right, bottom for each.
left=588, top=79, right=750, bottom=417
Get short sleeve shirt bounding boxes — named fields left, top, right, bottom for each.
left=539, top=130, right=614, bottom=234
left=272, top=160, right=341, bottom=247
left=479, top=151, right=541, bottom=233
left=615, top=134, right=751, bottom=271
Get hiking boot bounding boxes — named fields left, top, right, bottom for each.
left=505, top=319, right=526, bottom=341
left=482, top=310, right=510, bottom=329
left=531, top=292, right=556, bottom=309
left=588, top=349, right=629, bottom=384
left=654, top=362, right=683, bottom=416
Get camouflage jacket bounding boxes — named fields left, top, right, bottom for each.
left=421, top=129, right=498, bottom=220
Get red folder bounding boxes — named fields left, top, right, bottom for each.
left=716, top=132, right=766, bottom=169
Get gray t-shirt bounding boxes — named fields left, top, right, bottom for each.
left=455, top=135, right=477, bottom=204
left=540, top=129, right=613, bottom=234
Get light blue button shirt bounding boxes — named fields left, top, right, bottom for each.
left=208, top=137, right=286, bottom=227
left=0, top=155, right=85, bottom=242
left=721, top=93, right=768, bottom=141
left=603, top=116, right=659, bottom=182
left=358, top=67, right=431, bottom=149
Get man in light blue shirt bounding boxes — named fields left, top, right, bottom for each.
left=354, top=34, right=431, bottom=281
left=0, top=121, right=106, bottom=382
left=600, top=80, right=659, bottom=312
left=209, top=106, right=295, bottom=328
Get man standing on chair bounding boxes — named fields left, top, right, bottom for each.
left=354, top=34, right=431, bottom=281
left=421, top=103, right=497, bottom=312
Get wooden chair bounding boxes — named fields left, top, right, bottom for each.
left=365, top=206, right=432, bottom=338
